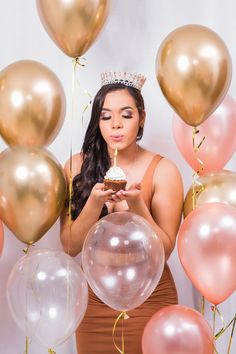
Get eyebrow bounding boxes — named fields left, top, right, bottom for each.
left=101, top=106, right=134, bottom=112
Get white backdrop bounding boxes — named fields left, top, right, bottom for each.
left=0, top=1, right=235, bottom=353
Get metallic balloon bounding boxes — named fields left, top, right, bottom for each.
left=156, top=24, right=232, bottom=126
left=0, top=148, right=67, bottom=244
left=37, top=0, right=111, bottom=58
left=173, top=95, right=236, bottom=175
left=184, top=170, right=236, bottom=217
left=82, top=212, right=164, bottom=312
left=0, top=60, right=66, bottom=147
left=7, top=249, right=88, bottom=347
left=142, top=305, right=214, bottom=354
left=178, top=202, right=236, bottom=304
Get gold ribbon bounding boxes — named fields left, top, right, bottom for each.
left=67, top=56, right=92, bottom=253
left=22, top=244, right=35, bottom=254
left=211, top=306, right=236, bottom=353
left=227, top=314, right=236, bottom=354
left=67, top=56, right=81, bottom=254
left=201, top=295, right=205, bottom=316
left=214, top=311, right=236, bottom=340
left=73, top=56, right=92, bottom=127
left=191, top=127, right=206, bottom=320
left=191, top=126, right=205, bottom=210
left=24, top=336, right=29, bottom=354
left=48, top=349, right=56, bottom=354
left=112, top=311, right=129, bottom=354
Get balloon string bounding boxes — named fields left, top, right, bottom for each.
left=67, top=57, right=80, bottom=253
left=201, top=295, right=205, bottom=316
left=112, top=311, right=129, bottom=353
left=22, top=244, right=34, bottom=254
left=212, top=305, right=217, bottom=336
left=214, top=313, right=236, bottom=340
left=48, top=349, right=56, bottom=354
left=191, top=126, right=205, bottom=210
left=73, top=57, right=92, bottom=127
left=24, top=336, right=29, bottom=354
left=227, top=314, right=236, bottom=354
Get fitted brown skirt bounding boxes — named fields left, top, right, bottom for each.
left=76, top=264, right=177, bottom=354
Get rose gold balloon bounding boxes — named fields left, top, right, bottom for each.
left=0, top=220, right=4, bottom=255
left=37, top=0, right=111, bottom=58
left=0, top=60, right=66, bottom=147
left=173, top=95, right=236, bottom=174
left=178, top=202, right=236, bottom=304
left=142, top=305, right=214, bottom=354
left=156, top=24, right=232, bottom=126
left=184, top=170, right=236, bottom=217
left=0, top=148, right=67, bottom=245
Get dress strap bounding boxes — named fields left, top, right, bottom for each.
left=141, top=154, right=163, bottom=209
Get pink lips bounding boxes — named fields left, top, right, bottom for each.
left=110, top=135, right=124, bottom=142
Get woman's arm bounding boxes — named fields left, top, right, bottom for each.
left=115, top=158, right=183, bottom=260
left=60, top=155, right=114, bottom=257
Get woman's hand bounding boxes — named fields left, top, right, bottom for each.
left=90, top=183, right=115, bottom=205
left=111, top=183, right=142, bottom=204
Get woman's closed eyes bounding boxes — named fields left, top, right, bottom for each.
left=100, top=110, right=133, bottom=120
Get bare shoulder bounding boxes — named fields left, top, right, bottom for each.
left=154, top=157, right=183, bottom=189
left=64, top=153, right=83, bottom=181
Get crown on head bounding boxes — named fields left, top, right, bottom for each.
left=101, top=71, right=146, bottom=91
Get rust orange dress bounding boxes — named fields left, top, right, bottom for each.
left=76, top=155, right=178, bottom=354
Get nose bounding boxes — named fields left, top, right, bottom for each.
left=112, top=117, right=123, bottom=129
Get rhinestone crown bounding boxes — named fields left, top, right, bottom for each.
left=101, top=71, right=146, bottom=91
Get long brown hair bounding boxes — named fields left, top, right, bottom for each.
left=71, top=83, right=145, bottom=220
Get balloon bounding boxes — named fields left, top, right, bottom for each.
left=7, top=248, right=88, bottom=347
left=0, top=60, right=66, bottom=147
left=0, top=220, right=4, bottom=255
left=184, top=170, right=236, bottom=217
left=142, top=305, right=214, bottom=354
left=173, top=95, right=236, bottom=174
left=156, top=24, right=232, bottom=126
left=82, top=212, right=164, bottom=312
left=0, top=147, right=67, bottom=245
left=37, top=0, right=111, bottom=58
left=178, top=203, right=236, bottom=304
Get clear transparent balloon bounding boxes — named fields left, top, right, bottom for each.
left=7, top=249, right=88, bottom=347
left=82, top=212, right=165, bottom=312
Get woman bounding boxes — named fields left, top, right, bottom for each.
left=60, top=71, right=183, bottom=354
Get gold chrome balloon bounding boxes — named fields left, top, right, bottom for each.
left=184, top=170, right=236, bottom=217
left=37, top=0, right=111, bottom=58
left=0, top=60, right=66, bottom=147
left=0, top=148, right=67, bottom=244
left=156, top=24, right=232, bottom=126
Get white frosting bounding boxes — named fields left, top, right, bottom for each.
left=104, top=166, right=126, bottom=180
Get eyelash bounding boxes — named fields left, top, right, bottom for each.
left=101, top=116, right=111, bottom=120
left=100, top=114, right=133, bottom=120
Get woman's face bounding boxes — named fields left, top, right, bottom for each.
left=99, top=89, right=144, bottom=151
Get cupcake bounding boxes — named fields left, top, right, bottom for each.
left=103, top=166, right=127, bottom=192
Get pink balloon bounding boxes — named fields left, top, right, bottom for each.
left=178, top=202, right=236, bottom=304
left=142, top=305, right=214, bottom=354
left=0, top=220, right=3, bottom=255
left=82, top=212, right=164, bottom=311
left=173, top=95, right=236, bottom=175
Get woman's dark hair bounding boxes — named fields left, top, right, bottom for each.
left=71, top=83, right=145, bottom=220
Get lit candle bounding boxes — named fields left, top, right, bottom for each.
left=114, top=148, right=118, bottom=166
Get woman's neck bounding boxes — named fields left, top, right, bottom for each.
left=109, top=143, right=143, bottom=167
